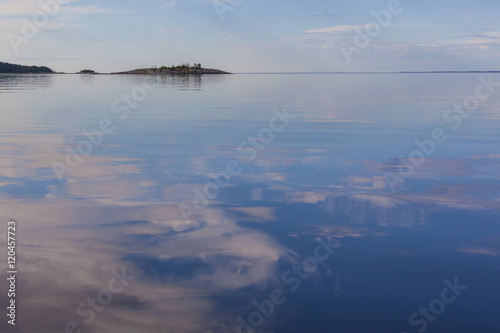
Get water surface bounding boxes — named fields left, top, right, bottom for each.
left=0, top=73, right=499, bottom=333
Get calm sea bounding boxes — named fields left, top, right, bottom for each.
left=1, top=73, right=499, bottom=333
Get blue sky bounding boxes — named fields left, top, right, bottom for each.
left=1, top=0, right=499, bottom=72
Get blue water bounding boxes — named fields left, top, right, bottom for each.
left=1, top=73, right=499, bottom=333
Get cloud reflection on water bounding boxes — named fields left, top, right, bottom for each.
left=1, top=74, right=500, bottom=332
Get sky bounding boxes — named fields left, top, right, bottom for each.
left=0, top=0, right=499, bottom=73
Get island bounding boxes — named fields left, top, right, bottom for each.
left=79, top=69, right=97, bottom=74
left=0, top=61, right=54, bottom=74
left=114, top=63, right=231, bottom=74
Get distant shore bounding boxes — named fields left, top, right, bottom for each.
left=0, top=61, right=231, bottom=75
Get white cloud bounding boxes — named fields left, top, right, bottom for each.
left=0, top=0, right=112, bottom=17
left=157, top=26, right=184, bottom=33
left=304, top=24, right=374, bottom=34
left=62, top=5, right=114, bottom=15
left=458, top=247, right=499, bottom=256
left=160, top=1, right=176, bottom=9
left=0, top=0, right=66, bottom=16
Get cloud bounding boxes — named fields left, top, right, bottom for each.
left=304, top=24, right=374, bottom=34
left=156, top=26, right=184, bottom=33
left=0, top=0, right=116, bottom=47
left=0, top=0, right=65, bottom=16
left=62, top=5, right=114, bottom=15
left=425, top=23, right=446, bottom=27
left=0, top=0, right=113, bottom=17
left=458, top=247, right=499, bottom=256
left=306, top=12, right=349, bottom=18
left=160, top=1, right=176, bottom=9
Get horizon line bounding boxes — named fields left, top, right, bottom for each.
left=234, top=70, right=500, bottom=74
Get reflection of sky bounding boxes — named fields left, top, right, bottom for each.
left=0, top=74, right=499, bottom=332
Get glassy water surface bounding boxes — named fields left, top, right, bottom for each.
left=1, top=73, right=499, bottom=333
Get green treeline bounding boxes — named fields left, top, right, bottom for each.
left=0, top=62, right=54, bottom=74
left=153, top=63, right=203, bottom=71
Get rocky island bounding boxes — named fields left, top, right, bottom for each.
left=114, top=63, right=231, bottom=74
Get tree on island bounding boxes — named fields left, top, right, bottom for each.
left=0, top=61, right=54, bottom=74
left=79, top=69, right=97, bottom=74
left=156, top=63, right=203, bottom=72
